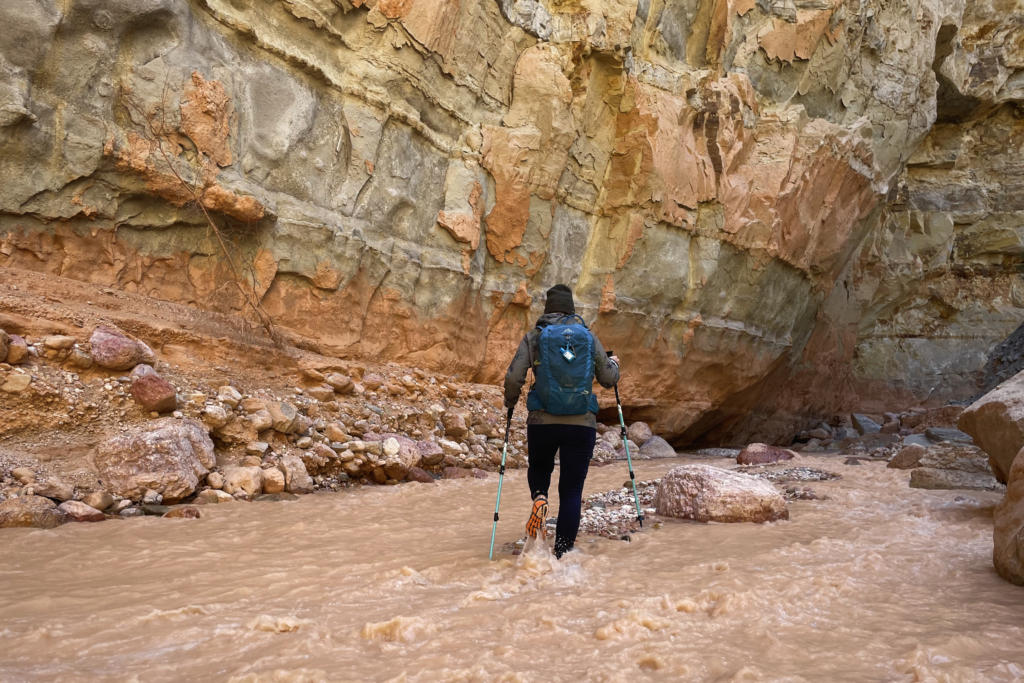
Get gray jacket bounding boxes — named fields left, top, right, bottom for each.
left=504, top=313, right=620, bottom=428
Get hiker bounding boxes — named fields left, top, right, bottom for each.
left=504, top=284, right=620, bottom=558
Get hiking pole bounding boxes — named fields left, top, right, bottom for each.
left=614, top=383, right=644, bottom=527
left=489, top=405, right=515, bottom=560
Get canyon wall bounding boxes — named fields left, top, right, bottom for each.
left=1, top=0, right=1021, bottom=443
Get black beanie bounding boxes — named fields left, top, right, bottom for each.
left=544, top=284, right=575, bottom=315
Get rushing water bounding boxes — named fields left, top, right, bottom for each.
left=1, top=455, right=1022, bottom=682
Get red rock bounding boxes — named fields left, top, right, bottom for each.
left=737, top=443, right=797, bottom=465
left=90, top=326, right=156, bottom=370
left=406, top=467, right=435, bottom=483
left=130, top=364, right=178, bottom=413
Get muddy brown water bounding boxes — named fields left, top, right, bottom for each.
left=2, top=455, right=1023, bottom=682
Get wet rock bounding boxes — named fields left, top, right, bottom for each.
left=33, top=477, right=74, bottom=502
left=94, top=418, right=215, bottom=503
left=119, top=507, right=145, bottom=518
left=5, top=335, right=29, bottom=364
left=1, top=373, right=31, bottom=393
left=406, top=467, right=435, bottom=483
left=89, top=326, right=156, bottom=371
left=129, top=364, right=178, bottom=413
left=281, top=455, right=314, bottom=493
left=851, top=414, right=882, bottom=435
left=909, top=469, right=1003, bottom=491
left=958, top=370, right=1024, bottom=484
left=253, top=492, right=300, bottom=502
left=627, top=422, right=653, bottom=445
left=83, top=491, right=115, bottom=511
left=639, top=435, right=676, bottom=459
left=194, top=489, right=234, bottom=504
left=925, top=427, right=973, bottom=444
left=262, top=467, right=286, bottom=494
left=442, top=467, right=489, bottom=479
left=654, top=465, right=788, bottom=523
left=142, top=489, right=163, bottom=505
left=325, top=373, right=354, bottom=394
left=737, top=443, right=797, bottom=465
left=0, top=495, right=67, bottom=528
left=59, top=500, right=106, bottom=522
left=141, top=504, right=171, bottom=516
left=221, top=466, right=264, bottom=497
left=164, top=506, right=201, bottom=519
left=844, top=458, right=864, bottom=466
left=994, top=448, right=1024, bottom=585
left=888, top=443, right=927, bottom=469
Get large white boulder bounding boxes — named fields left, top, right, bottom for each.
left=654, top=464, right=788, bottom=523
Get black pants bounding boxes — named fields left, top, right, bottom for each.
left=527, top=424, right=596, bottom=558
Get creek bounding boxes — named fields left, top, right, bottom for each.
left=1, top=455, right=1022, bottom=681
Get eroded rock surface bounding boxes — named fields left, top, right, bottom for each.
left=654, top=464, right=788, bottom=523
left=994, top=448, right=1024, bottom=585
left=94, top=418, right=215, bottom=503
left=0, top=0, right=1021, bottom=445
left=959, top=370, right=1024, bottom=484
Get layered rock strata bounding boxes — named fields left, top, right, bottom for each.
left=1, top=0, right=1021, bottom=443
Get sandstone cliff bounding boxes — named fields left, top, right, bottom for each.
left=1, top=0, right=1021, bottom=443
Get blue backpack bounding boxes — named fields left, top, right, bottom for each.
left=527, top=315, right=600, bottom=415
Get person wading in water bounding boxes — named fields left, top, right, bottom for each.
left=504, top=284, right=620, bottom=558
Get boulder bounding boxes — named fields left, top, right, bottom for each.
left=267, top=401, right=298, bottom=433
left=0, top=328, right=8, bottom=361
left=89, top=326, right=156, bottom=371
left=11, top=467, right=35, bottom=484
left=443, top=410, right=469, bottom=438
left=916, top=442, right=992, bottom=473
left=281, top=455, right=314, bottom=493
left=221, top=466, right=264, bottom=497
left=616, top=439, right=640, bottom=459
left=924, top=427, right=973, bottom=444
left=627, top=421, right=653, bottom=445
left=325, top=373, right=354, bottom=393
left=164, top=506, right=201, bottom=519
left=94, top=418, right=215, bottom=503
left=305, top=384, right=335, bottom=402
left=639, top=435, right=676, bottom=459
left=851, top=413, right=882, bottom=435
left=909, top=469, right=1002, bottom=491
left=206, top=471, right=225, bottom=489
left=958, top=370, right=1024, bottom=483
left=737, top=443, right=796, bottom=465
left=83, top=491, right=114, bottom=511
left=654, top=465, right=788, bottom=523
left=5, top=334, right=29, bottom=364
left=902, top=433, right=932, bottom=449
left=129, top=364, right=178, bottom=413
left=381, top=436, right=422, bottom=481
left=194, top=489, right=234, bottom=504
left=888, top=443, right=927, bottom=469
left=994, top=448, right=1024, bottom=585
left=416, top=440, right=444, bottom=467
left=262, top=467, right=286, bottom=494
left=0, top=495, right=67, bottom=528
left=1, top=373, right=31, bottom=393
left=58, top=500, right=105, bottom=522
left=32, top=477, right=75, bottom=502
left=406, top=467, right=435, bottom=483
left=600, top=428, right=623, bottom=450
